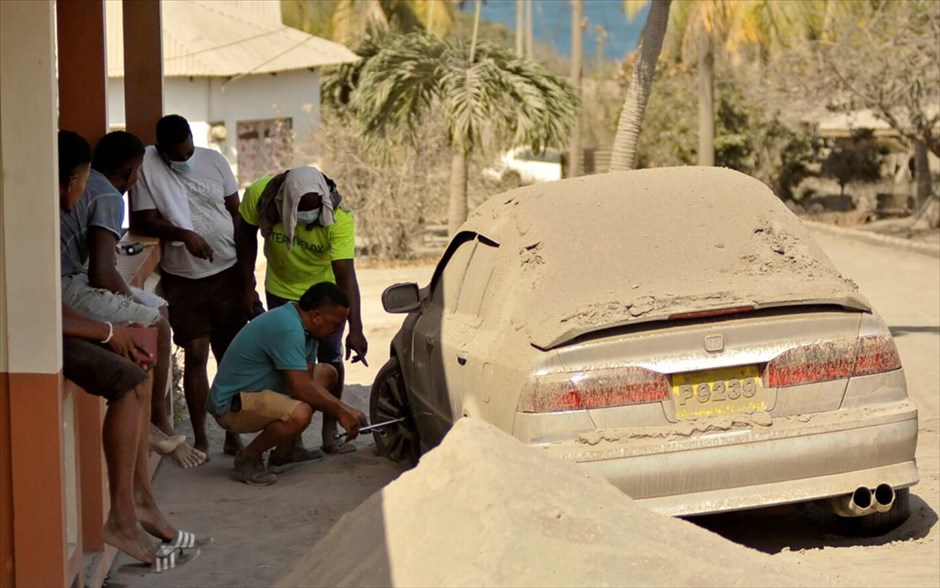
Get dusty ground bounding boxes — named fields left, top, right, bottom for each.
left=108, top=228, right=938, bottom=587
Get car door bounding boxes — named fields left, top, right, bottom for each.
left=410, top=234, right=476, bottom=445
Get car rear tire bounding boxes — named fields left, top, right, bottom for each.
left=838, top=487, right=911, bottom=537
left=369, top=357, right=421, bottom=467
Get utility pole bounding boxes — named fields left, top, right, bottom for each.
left=516, top=0, right=524, bottom=56
left=595, top=25, right=607, bottom=77
left=568, top=0, right=583, bottom=177
left=525, top=0, right=534, bottom=59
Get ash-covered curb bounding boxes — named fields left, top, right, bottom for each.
left=802, top=220, right=940, bottom=259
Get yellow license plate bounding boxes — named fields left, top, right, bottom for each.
left=671, top=366, right=766, bottom=419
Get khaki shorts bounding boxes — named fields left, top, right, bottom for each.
left=215, top=391, right=301, bottom=434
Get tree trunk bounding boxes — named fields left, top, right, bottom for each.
left=525, top=0, right=534, bottom=60
left=515, top=0, right=524, bottom=56
left=448, top=151, right=469, bottom=235
left=698, top=30, right=715, bottom=166
left=914, top=140, right=932, bottom=207
left=567, top=0, right=584, bottom=178
left=610, top=0, right=672, bottom=171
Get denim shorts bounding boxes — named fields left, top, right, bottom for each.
left=62, top=273, right=166, bottom=327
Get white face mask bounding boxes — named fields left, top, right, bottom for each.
left=169, top=151, right=197, bottom=173
left=296, top=208, right=320, bottom=225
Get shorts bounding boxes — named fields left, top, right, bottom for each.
left=62, top=337, right=148, bottom=404
left=62, top=273, right=165, bottom=327
left=265, top=290, right=344, bottom=364
left=160, top=265, right=246, bottom=350
left=214, top=391, right=301, bottom=434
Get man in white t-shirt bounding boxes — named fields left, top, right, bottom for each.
left=130, top=114, right=247, bottom=458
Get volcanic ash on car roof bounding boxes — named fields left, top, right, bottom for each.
left=276, top=418, right=836, bottom=588
left=463, top=167, right=868, bottom=349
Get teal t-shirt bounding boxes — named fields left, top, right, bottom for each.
left=207, top=304, right=318, bottom=416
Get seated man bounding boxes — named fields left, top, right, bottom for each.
left=59, top=130, right=204, bottom=468
left=207, top=282, right=368, bottom=486
left=58, top=130, right=205, bottom=571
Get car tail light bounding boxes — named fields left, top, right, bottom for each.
left=763, top=335, right=901, bottom=388
left=519, top=367, right=670, bottom=413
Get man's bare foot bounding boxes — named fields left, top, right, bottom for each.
left=102, top=517, right=156, bottom=565
left=165, top=443, right=207, bottom=468
left=222, top=432, right=244, bottom=456
left=135, top=500, right=175, bottom=542
left=149, top=424, right=186, bottom=455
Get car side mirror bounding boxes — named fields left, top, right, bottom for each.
left=382, top=283, right=421, bottom=313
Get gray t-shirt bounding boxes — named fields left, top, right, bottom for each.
left=60, top=169, right=124, bottom=278
left=131, top=147, right=239, bottom=279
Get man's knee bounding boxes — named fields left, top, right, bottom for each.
left=287, top=402, right=313, bottom=431
left=314, top=363, right=338, bottom=390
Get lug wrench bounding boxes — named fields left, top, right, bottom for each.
left=333, top=416, right=407, bottom=440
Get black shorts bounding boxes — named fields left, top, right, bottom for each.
left=265, top=290, right=344, bottom=364
left=62, top=337, right=148, bottom=404
left=161, top=265, right=246, bottom=353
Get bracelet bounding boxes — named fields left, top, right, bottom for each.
left=101, top=321, right=114, bottom=344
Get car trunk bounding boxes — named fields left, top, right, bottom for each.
left=513, top=307, right=869, bottom=443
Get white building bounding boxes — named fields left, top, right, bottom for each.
left=105, top=0, right=358, bottom=184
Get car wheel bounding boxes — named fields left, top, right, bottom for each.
left=838, top=487, right=911, bottom=537
left=369, top=357, right=421, bottom=467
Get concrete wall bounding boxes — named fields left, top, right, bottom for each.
left=107, top=69, right=321, bottom=169
left=1, top=4, right=72, bottom=586
left=1, top=0, right=63, bottom=375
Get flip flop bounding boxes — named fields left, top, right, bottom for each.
left=162, top=529, right=213, bottom=550
left=120, top=545, right=200, bottom=574
left=322, top=441, right=357, bottom=455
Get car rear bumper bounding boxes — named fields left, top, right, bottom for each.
left=536, top=400, right=919, bottom=516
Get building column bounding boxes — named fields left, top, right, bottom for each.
left=0, top=1, right=70, bottom=586
left=57, top=0, right=113, bottom=560
left=122, top=0, right=164, bottom=146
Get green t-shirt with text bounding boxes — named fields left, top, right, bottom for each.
left=240, top=176, right=355, bottom=300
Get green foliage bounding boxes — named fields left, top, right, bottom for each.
left=281, top=0, right=339, bottom=38
left=351, top=32, right=579, bottom=157
left=635, top=61, right=818, bottom=200
left=820, top=129, right=887, bottom=196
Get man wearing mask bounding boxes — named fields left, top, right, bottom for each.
left=238, top=167, right=367, bottom=455
left=131, top=114, right=246, bottom=459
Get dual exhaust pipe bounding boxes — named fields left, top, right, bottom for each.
left=831, top=484, right=896, bottom=517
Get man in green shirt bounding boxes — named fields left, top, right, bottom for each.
left=238, top=166, right=367, bottom=455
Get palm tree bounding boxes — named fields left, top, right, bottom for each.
left=353, top=32, right=579, bottom=234
left=283, top=0, right=456, bottom=45
left=330, top=0, right=457, bottom=46
left=610, top=0, right=672, bottom=171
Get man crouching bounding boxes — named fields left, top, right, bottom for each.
left=207, top=281, right=368, bottom=485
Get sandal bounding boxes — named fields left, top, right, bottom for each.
left=322, top=441, right=357, bottom=455
left=162, top=529, right=213, bottom=550
left=120, top=545, right=200, bottom=574
left=152, top=545, right=200, bottom=573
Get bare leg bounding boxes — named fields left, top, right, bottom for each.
left=320, top=360, right=346, bottom=449
left=134, top=371, right=178, bottom=541
left=240, top=403, right=313, bottom=461
left=101, top=380, right=158, bottom=564
left=182, top=336, right=211, bottom=455
left=150, top=313, right=174, bottom=437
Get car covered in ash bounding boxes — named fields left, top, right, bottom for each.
left=370, top=167, right=918, bottom=534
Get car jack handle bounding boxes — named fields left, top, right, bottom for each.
left=334, top=416, right=408, bottom=440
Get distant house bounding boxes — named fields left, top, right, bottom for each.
left=105, top=0, right=358, bottom=184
